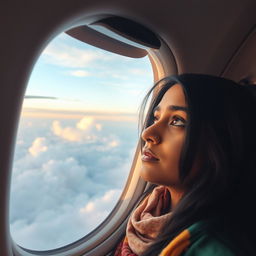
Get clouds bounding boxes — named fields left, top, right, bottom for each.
left=11, top=188, right=121, bottom=250
left=10, top=115, right=137, bottom=250
left=25, top=96, right=58, bottom=99
left=29, top=137, right=48, bottom=156
left=42, top=43, right=109, bottom=68
left=52, top=120, right=84, bottom=142
left=41, top=34, right=152, bottom=82
left=79, top=189, right=121, bottom=229
left=51, top=116, right=100, bottom=142
left=76, top=116, right=93, bottom=130
left=68, top=70, right=91, bottom=77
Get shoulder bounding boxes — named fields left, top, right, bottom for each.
left=183, top=231, right=236, bottom=256
left=185, top=221, right=237, bottom=256
left=160, top=221, right=237, bottom=256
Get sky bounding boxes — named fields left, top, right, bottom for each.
left=23, top=32, right=153, bottom=114
left=9, top=31, right=153, bottom=250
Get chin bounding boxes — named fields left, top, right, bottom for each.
left=140, top=168, right=153, bottom=182
left=140, top=168, right=162, bottom=185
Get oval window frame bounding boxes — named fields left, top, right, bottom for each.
left=9, top=12, right=177, bottom=256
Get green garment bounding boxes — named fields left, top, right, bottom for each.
left=182, top=222, right=235, bottom=256
left=160, top=221, right=239, bottom=256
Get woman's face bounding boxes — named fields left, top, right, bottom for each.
left=140, top=84, right=188, bottom=190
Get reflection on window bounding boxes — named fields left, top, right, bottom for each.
left=9, top=32, right=153, bottom=250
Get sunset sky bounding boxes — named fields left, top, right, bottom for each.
left=23, top=32, right=153, bottom=114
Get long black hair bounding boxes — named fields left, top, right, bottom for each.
left=139, top=74, right=256, bottom=255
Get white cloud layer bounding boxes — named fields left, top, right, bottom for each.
left=11, top=188, right=121, bottom=250
left=10, top=116, right=137, bottom=250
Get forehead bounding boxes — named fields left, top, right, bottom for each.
left=157, top=83, right=187, bottom=109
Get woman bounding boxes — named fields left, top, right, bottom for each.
left=114, top=74, right=256, bottom=256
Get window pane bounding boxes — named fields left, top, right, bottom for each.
left=10, top=32, right=153, bottom=250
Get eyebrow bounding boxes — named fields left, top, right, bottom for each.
left=153, top=105, right=188, bottom=113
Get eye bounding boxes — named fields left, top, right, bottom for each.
left=152, top=113, right=159, bottom=123
left=170, top=116, right=186, bottom=127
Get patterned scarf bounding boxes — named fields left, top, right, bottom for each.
left=114, top=186, right=172, bottom=256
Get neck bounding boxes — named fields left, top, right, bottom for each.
left=167, top=187, right=184, bottom=209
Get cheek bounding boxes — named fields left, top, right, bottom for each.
left=163, top=141, right=182, bottom=168
left=164, top=132, right=184, bottom=160
left=162, top=135, right=185, bottom=178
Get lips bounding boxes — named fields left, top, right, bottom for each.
left=141, top=148, right=159, bottom=162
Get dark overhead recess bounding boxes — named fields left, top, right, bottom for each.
left=91, top=16, right=161, bottom=49
left=66, top=16, right=161, bottom=58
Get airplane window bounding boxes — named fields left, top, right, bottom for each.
left=9, top=31, right=153, bottom=251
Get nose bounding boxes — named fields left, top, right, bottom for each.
left=141, top=124, right=161, bottom=144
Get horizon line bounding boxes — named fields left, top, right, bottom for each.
left=21, top=107, right=139, bottom=121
